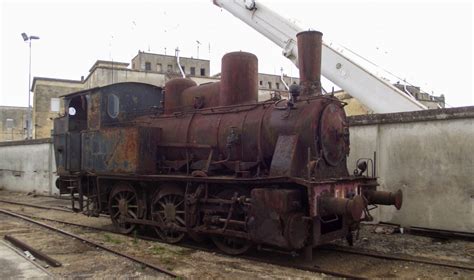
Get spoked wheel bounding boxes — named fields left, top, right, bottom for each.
left=108, top=183, right=140, bottom=234
left=211, top=188, right=251, bottom=255
left=151, top=190, right=186, bottom=243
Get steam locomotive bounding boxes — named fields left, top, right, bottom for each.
left=53, top=31, right=402, bottom=257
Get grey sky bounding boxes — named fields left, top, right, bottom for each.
left=1, top=0, right=472, bottom=107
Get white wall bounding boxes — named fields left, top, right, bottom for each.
left=0, top=139, right=57, bottom=195
left=348, top=108, right=474, bottom=232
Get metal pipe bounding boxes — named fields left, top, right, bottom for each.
left=280, top=67, right=289, bottom=91
left=365, top=189, right=403, bottom=210
left=175, top=47, right=186, bottom=78
left=319, top=195, right=365, bottom=221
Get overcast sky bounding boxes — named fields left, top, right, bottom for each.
left=1, top=0, right=472, bottom=108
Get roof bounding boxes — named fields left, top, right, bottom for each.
left=89, top=60, right=130, bottom=72
left=0, top=105, right=29, bottom=111
left=31, top=77, right=83, bottom=92
left=131, top=51, right=210, bottom=63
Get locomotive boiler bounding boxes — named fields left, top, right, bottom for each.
left=53, top=31, right=402, bottom=258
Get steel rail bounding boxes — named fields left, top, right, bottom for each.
left=0, top=199, right=72, bottom=213
left=0, top=208, right=178, bottom=278
left=320, top=244, right=474, bottom=272
left=4, top=234, right=62, bottom=267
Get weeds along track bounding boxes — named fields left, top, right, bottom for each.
left=1, top=199, right=473, bottom=277
left=0, top=208, right=178, bottom=278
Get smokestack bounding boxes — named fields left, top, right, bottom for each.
left=296, top=30, right=323, bottom=96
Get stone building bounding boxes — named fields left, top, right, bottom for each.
left=131, top=51, right=210, bottom=78
left=393, top=83, right=445, bottom=109
left=31, top=78, right=83, bottom=138
left=257, top=73, right=299, bottom=100
left=0, top=106, right=28, bottom=141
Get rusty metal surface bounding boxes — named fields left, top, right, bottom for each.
left=319, top=195, right=365, bottom=221
left=164, top=78, right=197, bottom=114
left=149, top=95, right=348, bottom=179
left=220, top=51, right=258, bottom=106
left=66, top=132, right=81, bottom=172
left=4, top=235, right=62, bottom=267
left=365, top=189, right=403, bottom=210
left=181, top=81, right=221, bottom=109
left=82, top=127, right=160, bottom=174
left=319, top=103, right=349, bottom=167
left=297, top=31, right=323, bottom=96
left=269, top=135, right=301, bottom=176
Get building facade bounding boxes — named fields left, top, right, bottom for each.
left=0, top=106, right=28, bottom=141
left=131, top=51, right=210, bottom=78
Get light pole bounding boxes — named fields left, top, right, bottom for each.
left=21, top=32, right=40, bottom=139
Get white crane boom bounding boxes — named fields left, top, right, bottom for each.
left=213, top=0, right=427, bottom=113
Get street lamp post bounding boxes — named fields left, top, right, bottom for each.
left=21, top=32, right=40, bottom=140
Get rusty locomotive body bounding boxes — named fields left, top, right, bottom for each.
left=53, top=31, right=402, bottom=256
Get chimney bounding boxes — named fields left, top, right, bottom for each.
left=296, top=30, right=323, bottom=96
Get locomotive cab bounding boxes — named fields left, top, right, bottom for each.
left=53, top=82, right=163, bottom=193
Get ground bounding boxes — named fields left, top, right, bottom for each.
left=0, top=190, right=472, bottom=279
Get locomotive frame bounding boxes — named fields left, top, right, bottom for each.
left=53, top=31, right=402, bottom=258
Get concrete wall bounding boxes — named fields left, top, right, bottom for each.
left=0, top=139, right=57, bottom=195
left=348, top=106, right=474, bottom=232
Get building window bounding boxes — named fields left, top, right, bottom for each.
left=200, top=68, right=206, bottom=76
left=107, top=94, right=120, bottom=119
left=259, top=81, right=263, bottom=86
left=156, top=63, right=162, bottom=72
left=181, top=66, right=185, bottom=73
left=50, top=98, right=60, bottom=112
left=268, top=82, right=272, bottom=89
left=167, top=64, right=173, bottom=72
left=190, top=67, right=196, bottom=75
left=5, top=118, right=14, bottom=129
left=276, top=82, right=280, bottom=90
left=145, top=62, right=151, bottom=71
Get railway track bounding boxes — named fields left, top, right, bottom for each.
left=0, top=208, right=178, bottom=278
left=1, top=198, right=473, bottom=277
left=0, top=205, right=361, bottom=279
